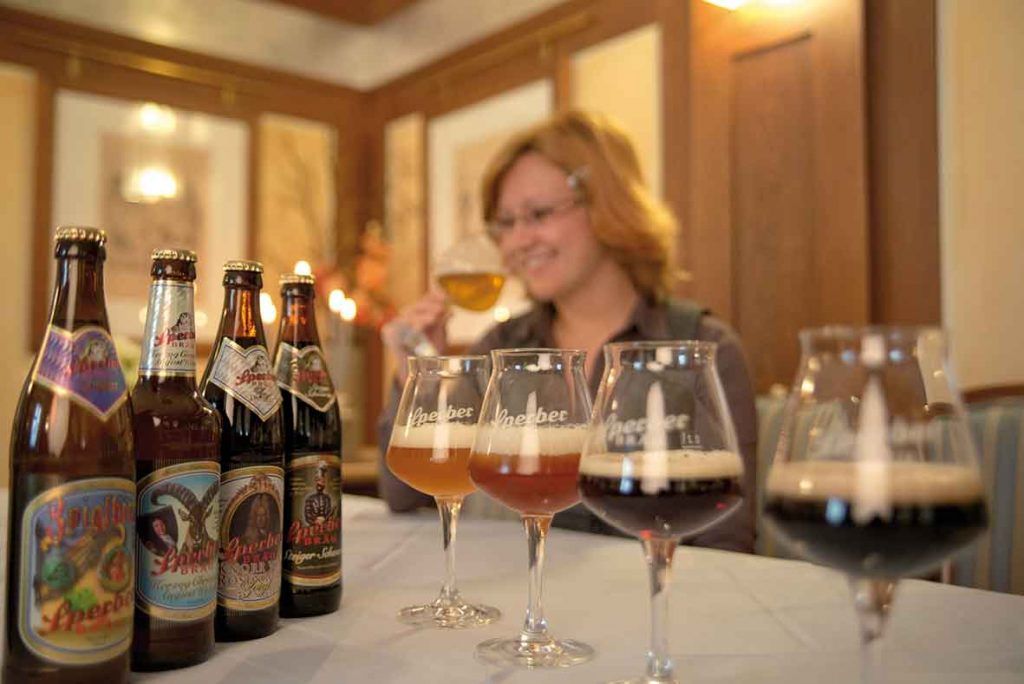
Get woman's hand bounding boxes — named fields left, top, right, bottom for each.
left=381, top=290, right=449, bottom=380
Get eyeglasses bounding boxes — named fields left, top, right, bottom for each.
left=486, top=196, right=584, bottom=240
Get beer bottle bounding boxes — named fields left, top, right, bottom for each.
left=130, top=249, right=220, bottom=670
left=273, top=274, right=342, bottom=617
left=3, top=227, right=135, bottom=684
left=200, top=260, right=284, bottom=641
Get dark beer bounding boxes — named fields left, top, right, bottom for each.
left=763, top=461, right=988, bottom=577
left=578, top=450, right=743, bottom=539
left=4, top=227, right=135, bottom=684
left=272, top=274, right=342, bottom=618
left=201, top=260, right=284, bottom=641
left=130, top=250, right=221, bottom=670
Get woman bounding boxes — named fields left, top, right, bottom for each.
left=379, top=110, right=757, bottom=553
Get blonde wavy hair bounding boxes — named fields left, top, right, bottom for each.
left=481, top=110, right=679, bottom=302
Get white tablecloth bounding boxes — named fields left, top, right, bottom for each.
left=3, top=490, right=1024, bottom=683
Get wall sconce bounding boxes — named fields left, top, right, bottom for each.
left=138, top=102, right=177, bottom=135
left=122, top=165, right=180, bottom=203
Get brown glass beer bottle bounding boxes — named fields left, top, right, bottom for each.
left=273, top=274, right=342, bottom=617
left=130, top=250, right=221, bottom=670
left=200, top=260, right=284, bottom=641
left=3, top=227, right=135, bottom=684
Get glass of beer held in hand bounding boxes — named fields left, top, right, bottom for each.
left=762, top=327, right=988, bottom=683
left=579, top=341, right=746, bottom=684
left=468, top=348, right=594, bottom=669
left=434, top=233, right=506, bottom=312
left=385, top=355, right=500, bottom=628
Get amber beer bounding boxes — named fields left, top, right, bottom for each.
left=273, top=274, right=342, bottom=617
left=437, top=272, right=505, bottom=311
left=201, top=260, right=284, bottom=641
left=386, top=423, right=478, bottom=497
left=130, top=250, right=221, bottom=670
left=469, top=425, right=587, bottom=515
left=4, top=227, right=135, bottom=684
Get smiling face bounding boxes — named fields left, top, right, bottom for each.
left=493, top=152, right=608, bottom=303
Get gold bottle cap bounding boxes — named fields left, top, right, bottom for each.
left=280, top=273, right=315, bottom=286
left=223, top=259, right=264, bottom=273
left=55, top=226, right=106, bottom=244
left=151, top=248, right=197, bottom=263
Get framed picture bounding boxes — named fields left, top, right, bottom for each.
left=256, top=113, right=338, bottom=293
left=427, top=79, right=553, bottom=344
left=51, top=90, right=249, bottom=345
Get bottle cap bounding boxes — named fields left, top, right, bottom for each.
left=223, top=260, right=264, bottom=273
left=280, top=273, right=315, bottom=286
left=152, top=248, right=197, bottom=263
left=55, top=226, right=106, bottom=244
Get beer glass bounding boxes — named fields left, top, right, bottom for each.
left=469, top=348, right=593, bottom=668
left=434, top=233, right=506, bottom=312
left=385, top=355, right=500, bottom=628
left=762, top=327, right=988, bottom=682
left=579, top=341, right=745, bottom=684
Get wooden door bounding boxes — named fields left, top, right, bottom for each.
left=687, top=0, right=869, bottom=392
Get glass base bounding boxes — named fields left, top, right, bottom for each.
left=475, top=635, right=594, bottom=669
left=397, top=596, right=500, bottom=629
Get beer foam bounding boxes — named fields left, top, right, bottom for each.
left=578, top=450, right=744, bottom=480
left=472, top=424, right=588, bottom=457
left=390, top=423, right=478, bottom=450
left=766, top=461, right=984, bottom=504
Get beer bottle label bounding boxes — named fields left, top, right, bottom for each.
left=139, top=280, right=197, bottom=377
left=274, top=342, right=337, bottom=412
left=207, top=339, right=281, bottom=421
left=17, top=478, right=135, bottom=665
left=135, top=462, right=219, bottom=621
left=32, top=325, right=128, bottom=421
left=217, top=466, right=284, bottom=611
left=283, top=453, right=342, bottom=587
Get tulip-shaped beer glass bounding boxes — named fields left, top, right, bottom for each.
left=469, top=349, right=593, bottom=668
left=579, top=341, right=745, bottom=683
left=385, top=355, right=500, bottom=628
left=763, top=327, right=988, bottom=682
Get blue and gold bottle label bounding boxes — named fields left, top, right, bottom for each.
left=18, top=478, right=135, bottom=665
left=32, top=325, right=128, bottom=420
left=136, top=462, right=220, bottom=621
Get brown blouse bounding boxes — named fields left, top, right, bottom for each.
left=378, top=298, right=759, bottom=553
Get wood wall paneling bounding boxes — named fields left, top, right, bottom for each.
left=690, top=0, right=870, bottom=391
left=865, top=0, right=941, bottom=325
left=731, top=37, right=817, bottom=393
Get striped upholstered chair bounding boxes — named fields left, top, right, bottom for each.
left=949, top=386, right=1024, bottom=594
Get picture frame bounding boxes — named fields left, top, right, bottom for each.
left=50, top=89, right=249, bottom=346
left=426, top=79, right=553, bottom=344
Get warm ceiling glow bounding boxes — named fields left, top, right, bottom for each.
left=328, top=289, right=346, bottom=313
left=340, top=298, right=357, bottom=322
left=138, top=102, right=177, bottom=134
left=293, top=260, right=312, bottom=276
left=260, top=292, right=277, bottom=324
left=704, top=0, right=748, bottom=9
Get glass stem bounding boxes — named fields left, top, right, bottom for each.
left=520, top=515, right=552, bottom=643
left=435, top=496, right=463, bottom=604
left=849, top=577, right=897, bottom=684
left=642, top=537, right=678, bottom=681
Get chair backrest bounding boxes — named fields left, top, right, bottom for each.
left=951, top=392, right=1024, bottom=594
